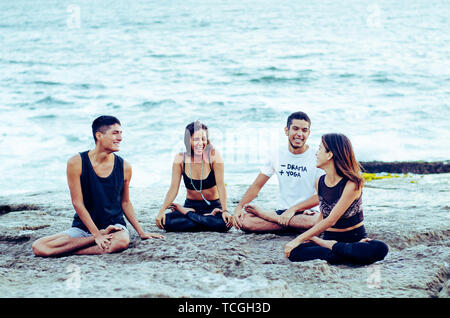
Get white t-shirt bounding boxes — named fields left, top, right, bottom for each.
left=260, top=145, right=325, bottom=210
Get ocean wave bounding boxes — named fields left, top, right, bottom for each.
left=147, top=53, right=187, bottom=59
left=32, top=81, right=62, bottom=86
left=250, top=74, right=313, bottom=84
left=35, top=96, right=73, bottom=105
left=29, top=114, right=57, bottom=120
left=382, top=92, right=405, bottom=97
left=6, top=60, right=38, bottom=66
left=261, top=66, right=288, bottom=72
left=136, top=99, right=178, bottom=108
left=279, top=53, right=324, bottom=59
left=234, top=106, right=281, bottom=121
left=369, top=73, right=397, bottom=84
left=6, top=60, right=57, bottom=67
left=337, top=73, right=358, bottom=78
left=70, top=83, right=106, bottom=90
left=231, top=71, right=249, bottom=77
left=368, top=73, right=421, bottom=87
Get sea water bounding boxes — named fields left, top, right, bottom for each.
left=1, top=0, right=449, bottom=195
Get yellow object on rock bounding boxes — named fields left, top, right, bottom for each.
left=362, top=172, right=410, bottom=182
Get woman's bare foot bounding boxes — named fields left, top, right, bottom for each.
left=204, top=208, right=222, bottom=216
left=310, top=236, right=338, bottom=250
left=169, top=203, right=195, bottom=215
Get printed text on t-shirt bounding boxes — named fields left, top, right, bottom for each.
left=279, top=164, right=308, bottom=178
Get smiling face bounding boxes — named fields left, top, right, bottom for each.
left=190, top=129, right=208, bottom=156
left=316, top=141, right=332, bottom=168
left=285, top=119, right=310, bottom=153
left=96, top=123, right=122, bottom=152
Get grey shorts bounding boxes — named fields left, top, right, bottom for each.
left=63, top=224, right=128, bottom=238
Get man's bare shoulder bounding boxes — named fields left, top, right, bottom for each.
left=67, top=154, right=82, bottom=173
left=67, top=153, right=82, bottom=165
left=123, top=159, right=132, bottom=172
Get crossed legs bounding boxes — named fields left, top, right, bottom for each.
left=288, top=236, right=389, bottom=265
left=32, top=226, right=130, bottom=257
left=239, top=205, right=320, bottom=233
left=163, top=203, right=230, bottom=232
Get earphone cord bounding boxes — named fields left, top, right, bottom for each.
left=188, top=154, right=211, bottom=205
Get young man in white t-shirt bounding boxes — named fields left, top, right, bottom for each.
left=233, top=111, right=325, bottom=233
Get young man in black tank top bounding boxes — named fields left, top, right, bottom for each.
left=32, top=116, right=163, bottom=257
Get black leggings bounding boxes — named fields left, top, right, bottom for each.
left=288, top=226, right=389, bottom=265
left=164, top=199, right=230, bottom=232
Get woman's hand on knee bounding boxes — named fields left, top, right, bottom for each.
left=221, top=211, right=233, bottom=228
left=155, top=210, right=166, bottom=229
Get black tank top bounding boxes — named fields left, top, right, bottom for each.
left=318, top=175, right=364, bottom=229
left=182, top=152, right=217, bottom=190
left=71, top=151, right=126, bottom=231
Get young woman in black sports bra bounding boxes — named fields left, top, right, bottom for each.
left=155, top=121, right=233, bottom=232
left=284, top=133, right=388, bottom=265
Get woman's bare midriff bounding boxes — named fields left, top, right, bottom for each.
left=186, top=187, right=219, bottom=201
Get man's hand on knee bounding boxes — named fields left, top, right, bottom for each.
left=279, top=207, right=296, bottom=227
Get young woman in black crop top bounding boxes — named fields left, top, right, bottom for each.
left=155, top=121, right=233, bottom=232
left=284, top=133, right=388, bottom=265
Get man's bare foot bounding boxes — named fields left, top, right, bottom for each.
left=101, top=225, right=124, bottom=235
left=169, top=203, right=195, bottom=215
left=244, top=205, right=265, bottom=217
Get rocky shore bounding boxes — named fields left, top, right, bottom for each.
left=360, top=161, right=450, bottom=174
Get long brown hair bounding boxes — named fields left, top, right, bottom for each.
left=184, top=120, right=212, bottom=157
left=322, top=133, right=364, bottom=190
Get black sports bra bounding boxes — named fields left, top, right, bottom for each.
left=182, top=152, right=216, bottom=190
